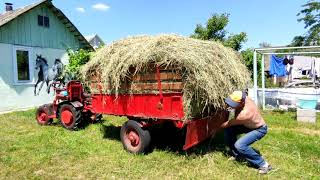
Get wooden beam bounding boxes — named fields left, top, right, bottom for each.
left=62, top=20, right=70, bottom=24
left=56, top=14, right=64, bottom=18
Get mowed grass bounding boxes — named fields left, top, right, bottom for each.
left=0, top=110, right=319, bottom=179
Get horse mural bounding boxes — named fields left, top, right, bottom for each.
left=34, top=55, right=64, bottom=96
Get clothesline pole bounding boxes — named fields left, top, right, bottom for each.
left=253, top=50, right=258, bottom=105
left=261, top=55, right=265, bottom=110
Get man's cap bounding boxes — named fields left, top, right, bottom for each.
left=225, top=91, right=246, bottom=108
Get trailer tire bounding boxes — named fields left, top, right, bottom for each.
left=120, top=120, right=151, bottom=154
left=58, top=104, right=82, bottom=130
left=35, top=104, right=53, bottom=125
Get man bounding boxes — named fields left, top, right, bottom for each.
left=220, top=91, right=272, bottom=174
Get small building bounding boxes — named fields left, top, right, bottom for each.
left=0, top=0, right=93, bottom=113
left=85, top=34, right=105, bottom=49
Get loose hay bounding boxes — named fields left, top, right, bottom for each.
left=81, top=34, right=251, bottom=119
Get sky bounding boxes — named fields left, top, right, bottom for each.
left=0, top=0, right=309, bottom=49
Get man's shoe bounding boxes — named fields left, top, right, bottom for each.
left=258, top=165, right=272, bottom=174
left=228, top=156, right=246, bottom=163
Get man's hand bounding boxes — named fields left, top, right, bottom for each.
left=220, top=120, right=229, bottom=128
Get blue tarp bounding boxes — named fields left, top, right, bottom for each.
left=269, top=55, right=286, bottom=77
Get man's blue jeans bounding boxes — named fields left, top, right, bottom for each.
left=224, top=124, right=268, bottom=168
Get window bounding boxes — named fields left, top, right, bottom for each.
left=16, top=50, right=30, bottom=81
left=44, top=16, right=49, bottom=27
left=38, top=15, right=49, bottom=28
left=38, top=15, right=43, bottom=26
left=13, top=46, right=33, bottom=84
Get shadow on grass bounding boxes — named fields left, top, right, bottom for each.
left=100, top=122, right=265, bottom=171
left=100, top=122, right=228, bottom=156
left=48, top=117, right=105, bottom=130
left=185, top=131, right=228, bottom=156
left=100, top=123, right=121, bottom=140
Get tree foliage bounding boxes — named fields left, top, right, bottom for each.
left=191, top=13, right=247, bottom=51
left=240, top=48, right=264, bottom=86
left=191, top=13, right=229, bottom=41
left=223, top=32, right=247, bottom=51
left=66, top=49, right=91, bottom=80
left=290, top=35, right=305, bottom=47
left=291, top=0, right=320, bottom=46
left=241, top=49, right=261, bottom=76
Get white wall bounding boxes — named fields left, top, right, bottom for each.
left=0, top=43, right=69, bottom=113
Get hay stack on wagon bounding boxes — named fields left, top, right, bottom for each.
left=81, top=34, right=250, bottom=119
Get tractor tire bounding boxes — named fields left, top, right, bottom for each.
left=35, top=104, right=53, bottom=125
left=120, top=120, right=151, bottom=154
left=58, top=104, right=82, bottom=130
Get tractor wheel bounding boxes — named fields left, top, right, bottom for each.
left=35, top=104, right=53, bottom=125
left=58, top=104, right=82, bottom=130
left=120, top=120, right=151, bottom=154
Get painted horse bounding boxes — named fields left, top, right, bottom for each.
left=34, top=55, right=64, bottom=95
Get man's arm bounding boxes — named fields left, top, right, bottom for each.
left=220, top=118, right=244, bottom=128
left=220, top=109, right=253, bottom=128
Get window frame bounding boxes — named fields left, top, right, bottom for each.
left=12, top=46, right=34, bottom=85
left=38, top=15, right=44, bottom=26
left=38, top=15, right=50, bottom=28
left=44, top=16, right=50, bottom=28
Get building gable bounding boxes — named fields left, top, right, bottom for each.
left=85, top=34, right=105, bottom=49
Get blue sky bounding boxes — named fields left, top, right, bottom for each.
left=1, top=0, right=308, bottom=49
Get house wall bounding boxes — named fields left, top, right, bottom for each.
left=0, top=4, right=81, bottom=50
left=0, top=42, right=69, bottom=113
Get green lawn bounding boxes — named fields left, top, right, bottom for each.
left=0, top=110, right=319, bottom=179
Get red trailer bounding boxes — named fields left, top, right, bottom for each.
left=36, top=66, right=228, bottom=153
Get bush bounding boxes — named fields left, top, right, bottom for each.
left=66, top=49, right=91, bottom=80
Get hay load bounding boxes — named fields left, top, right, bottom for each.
left=81, top=34, right=250, bottom=119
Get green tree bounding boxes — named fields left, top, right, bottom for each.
left=191, top=13, right=247, bottom=51
left=241, top=48, right=268, bottom=87
left=66, top=49, right=91, bottom=80
left=291, top=0, right=320, bottom=45
left=241, top=49, right=261, bottom=77
left=290, top=36, right=305, bottom=46
left=223, top=32, right=247, bottom=51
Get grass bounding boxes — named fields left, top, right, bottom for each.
left=0, top=110, right=319, bottom=179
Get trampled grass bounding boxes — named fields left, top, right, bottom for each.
left=0, top=110, right=319, bottom=179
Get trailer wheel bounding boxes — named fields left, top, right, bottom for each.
left=120, top=120, right=151, bottom=154
left=58, top=104, right=82, bottom=130
left=35, top=105, right=53, bottom=125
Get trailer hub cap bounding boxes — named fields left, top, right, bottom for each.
left=128, top=131, right=140, bottom=146
left=61, top=110, right=73, bottom=125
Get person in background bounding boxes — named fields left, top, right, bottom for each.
left=220, top=91, right=272, bottom=174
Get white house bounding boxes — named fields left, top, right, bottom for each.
left=0, top=0, right=93, bottom=113
left=85, top=34, right=105, bottom=49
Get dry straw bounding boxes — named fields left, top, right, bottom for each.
left=81, top=34, right=251, bottom=119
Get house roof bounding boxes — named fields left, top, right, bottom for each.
left=0, top=0, right=94, bottom=50
left=85, top=35, right=96, bottom=42
left=85, top=34, right=105, bottom=44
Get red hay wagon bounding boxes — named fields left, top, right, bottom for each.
left=36, top=66, right=228, bottom=153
